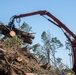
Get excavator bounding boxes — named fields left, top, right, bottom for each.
left=0, top=10, right=76, bottom=73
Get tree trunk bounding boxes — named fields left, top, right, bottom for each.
left=47, top=49, right=50, bottom=64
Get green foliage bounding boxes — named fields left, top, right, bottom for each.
left=56, top=57, right=62, bottom=64
left=32, top=66, right=41, bottom=75
left=32, top=43, right=41, bottom=52
left=65, top=40, right=71, bottom=50
left=3, top=36, right=23, bottom=48
left=51, top=37, right=63, bottom=49
left=41, top=31, right=63, bottom=64
left=32, top=43, right=48, bottom=64
left=41, top=31, right=63, bottom=50
left=20, top=22, right=33, bottom=47
left=41, top=31, right=48, bottom=41
left=21, top=22, right=32, bottom=32
left=65, top=33, right=73, bottom=50
left=32, top=31, right=63, bottom=65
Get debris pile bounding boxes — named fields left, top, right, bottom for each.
left=0, top=23, right=55, bottom=75
left=0, top=36, right=54, bottom=75
left=0, top=36, right=28, bottom=75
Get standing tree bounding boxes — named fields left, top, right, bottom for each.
left=41, top=31, right=63, bottom=69
left=65, top=33, right=73, bottom=68
left=20, top=22, right=33, bottom=46
left=20, top=22, right=32, bottom=32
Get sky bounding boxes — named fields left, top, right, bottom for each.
left=0, top=0, right=76, bottom=68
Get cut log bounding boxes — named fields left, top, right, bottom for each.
left=16, top=56, right=23, bottom=62
left=10, top=31, right=16, bottom=37
left=13, top=28, right=34, bottom=39
left=0, top=24, right=34, bottom=44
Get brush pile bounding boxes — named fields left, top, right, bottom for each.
left=0, top=23, right=56, bottom=75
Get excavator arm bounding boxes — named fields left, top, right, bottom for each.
left=10, top=10, right=76, bottom=73
left=12, top=10, right=76, bottom=40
